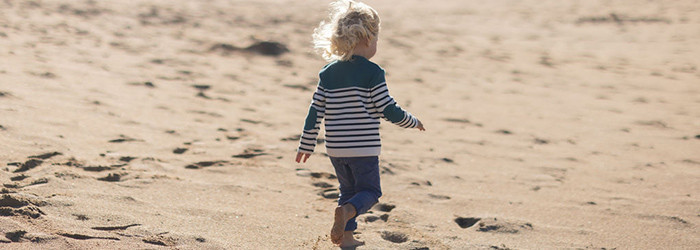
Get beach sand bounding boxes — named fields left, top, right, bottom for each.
left=1, top=0, right=699, bottom=248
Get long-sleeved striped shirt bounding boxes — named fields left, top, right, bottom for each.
left=297, top=55, right=419, bottom=157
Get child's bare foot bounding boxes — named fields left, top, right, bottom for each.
left=331, top=204, right=356, bottom=245
left=339, top=231, right=365, bottom=248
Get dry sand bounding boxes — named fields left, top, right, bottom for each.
left=1, top=0, right=699, bottom=249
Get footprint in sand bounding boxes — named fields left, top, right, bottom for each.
left=8, top=151, right=62, bottom=173
left=58, top=232, right=119, bottom=241
left=295, top=169, right=339, bottom=199
left=319, top=189, right=339, bottom=199
left=312, top=182, right=334, bottom=188
left=380, top=231, right=408, bottom=243
left=5, top=177, right=49, bottom=189
left=98, top=173, right=124, bottom=182
left=232, top=148, right=268, bottom=159
left=428, top=194, right=451, bottom=200
left=0, top=194, right=46, bottom=219
left=108, top=135, right=141, bottom=143
left=364, top=214, right=389, bottom=223
left=374, top=203, right=396, bottom=212
left=173, top=148, right=188, bottom=154
left=455, top=217, right=481, bottom=228
left=4, top=230, right=27, bottom=242
left=127, top=81, right=156, bottom=88
left=142, top=234, right=178, bottom=246
left=91, top=224, right=141, bottom=231
left=475, top=217, right=533, bottom=234
left=10, top=175, right=30, bottom=181
left=185, top=160, right=229, bottom=169
left=29, top=152, right=63, bottom=160
left=119, top=156, right=137, bottom=163
left=11, top=159, right=44, bottom=173
left=209, top=41, right=289, bottom=57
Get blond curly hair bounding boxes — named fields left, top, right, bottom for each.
left=313, top=0, right=380, bottom=62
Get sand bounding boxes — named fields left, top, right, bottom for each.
left=1, top=0, right=699, bottom=249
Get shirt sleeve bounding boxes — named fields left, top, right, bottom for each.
left=369, top=70, right=419, bottom=129
left=297, top=84, right=326, bottom=153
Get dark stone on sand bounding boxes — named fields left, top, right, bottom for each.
left=455, top=217, right=481, bottom=228
left=380, top=231, right=408, bottom=243
left=13, top=159, right=43, bottom=173
left=173, top=148, right=188, bottom=154
left=695, top=134, right=700, bottom=139
left=28, top=152, right=62, bottom=160
left=5, top=230, right=27, bottom=242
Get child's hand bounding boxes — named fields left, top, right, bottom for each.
left=416, top=119, right=426, bottom=131
left=295, top=152, right=311, bottom=163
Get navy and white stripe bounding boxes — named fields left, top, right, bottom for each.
left=298, top=82, right=418, bottom=157
left=297, top=56, right=419, bottom=157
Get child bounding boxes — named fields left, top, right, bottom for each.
left=295, top=0, right=425, bottom=247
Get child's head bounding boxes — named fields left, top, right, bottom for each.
left=313, top=0, right=380, bottom=62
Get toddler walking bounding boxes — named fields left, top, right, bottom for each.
left=295, top=0, right=425, bottom=247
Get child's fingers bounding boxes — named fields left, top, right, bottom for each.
left=295, top=152, right=303, bottom=163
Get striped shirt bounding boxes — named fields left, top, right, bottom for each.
left=298, top=55, right=419, bottom=157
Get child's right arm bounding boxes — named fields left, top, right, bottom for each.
left=296, top=85, right=326, bottom=162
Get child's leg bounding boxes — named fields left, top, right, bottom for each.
left=329, top=156, right=382, bottom=245
left=342, top=156, right=382, bottom=219
left=329, top=157, right=357, bottom=245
